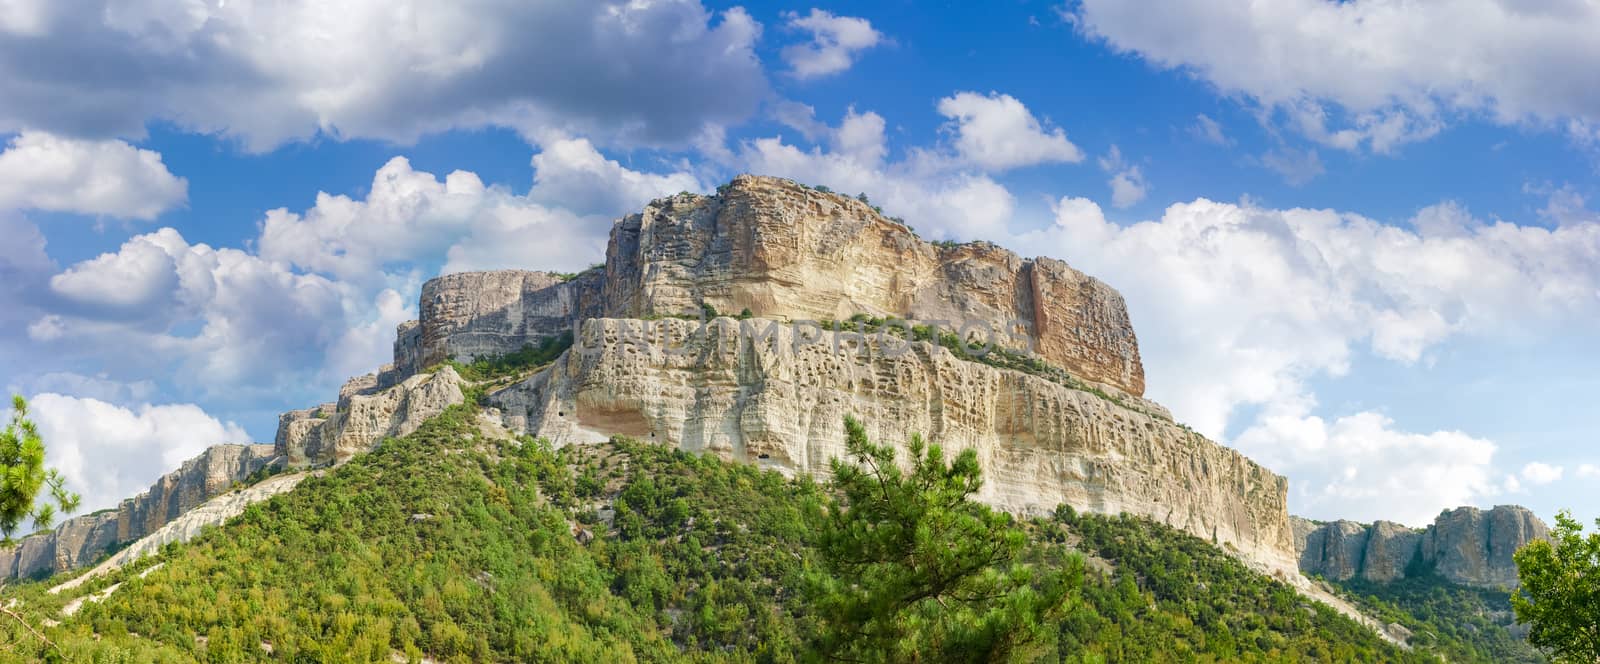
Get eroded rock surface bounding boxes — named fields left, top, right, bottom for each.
left=1295, top=505, right=1547, bottom=588
left=391, top=176, right=1145, bottom=396
left=275, top=367, right=467, bottom=465
left=489, top=317, right=1294, bottom=569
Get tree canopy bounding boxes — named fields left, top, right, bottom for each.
left=0, top=396, right=80, bottom=545
left=1513, top=510, right=1600, bottom=663
left=803, top=415, right=1067, bottom=662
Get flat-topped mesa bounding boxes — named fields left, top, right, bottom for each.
left=388, top=175, right=1145, bottom=397
left=1293, top=505, right=1549, bottom=588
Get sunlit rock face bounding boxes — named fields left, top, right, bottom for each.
left=1294, top=506, right=1549, bottom=588
left=391, top=175, right=1145, bottom=397
left=487, top=317, right=1296, bottom=571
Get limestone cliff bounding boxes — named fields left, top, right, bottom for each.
left=1295, top=506, right=1548, bottom=588
left=0, top=444, right=277, bottom=581
left=487, top=317, right=1296, bottom=569
left=276, top=367, right=467, bottom=465
left=389, top=176, right=1145, bottom=397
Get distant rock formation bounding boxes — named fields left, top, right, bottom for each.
left=0, top=367, right=469, bottom=582
left=1294, top=505, right=1549, bottom=588
left=0, top=444, right=277, bottom=581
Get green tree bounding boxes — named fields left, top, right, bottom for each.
left=804, top=416, right=1064, bottom=663
left=0, top=396, right=80, bottom=545
left=1513, top=510, right=1600, bottom=663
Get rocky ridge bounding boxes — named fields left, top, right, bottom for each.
left=1294, top=505, right=1549, bottom=588
left=0, top=368, right=469, bottom=582
left=0, top=444, right=276, bottom=581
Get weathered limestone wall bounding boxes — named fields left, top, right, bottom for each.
left=489, top=318, right=1294, bottom=569
left=1294, top=506, right=1548, bottom=588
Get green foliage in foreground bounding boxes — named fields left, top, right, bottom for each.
left=2, top=408, right=1436, bottom=662
left=1514, top=511, right=1600, bottom=663
left=806, top=416, right=1065, bottom=662
left=1333, top=574, right=1544, bottom=663
left=0, top=395, right=80, bottom=545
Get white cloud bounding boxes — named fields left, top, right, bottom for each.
left=23, top=372, right=156, bottom=404
left=33, top=139, right=697, bottom=408
left=0, top=0, right=766, bottom=150
left=1069, top=0, right=1600, bottom=151
left=0, top=132, right=185, bottom=219
left=936, top=91, right=1085, bottom=170
left=259, top=142, right=695, bottom=282
left=1025, top=196, right=1600, bottom=442
left=528, top=136, right=703, bottom=216
left=1260, top=146, right=1325, bottom=185
left=781, top=9, right=883, bottom=79
left=1521, top=462, right=1566, bottom=486
left=1577, top=464, right=1600, bottom=480
left=1191, top=114, right=1231, bottom=145
left=26, top=394, right=251, bottom=513
left=1098, top=146, right=1148, bottom=208
left=1016, top=195, right=1600, bottom=522
left=1236, top=406, right=1497, bottom=526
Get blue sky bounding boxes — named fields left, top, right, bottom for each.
left=0, top=0, right=1595, bottom=527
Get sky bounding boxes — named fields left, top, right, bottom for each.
left=0, top=0, right=1595, bottom=528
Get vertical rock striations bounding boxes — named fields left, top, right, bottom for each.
left=1294, top=505, right=1548, bottom=588
left=390, top=176, right=1145, bottom=397
left=0, top=444, right=277, bottom=581
left=487, top=318, right=1296, bottom=570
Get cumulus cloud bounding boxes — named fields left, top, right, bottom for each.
left=1098, top=146, right=1148, bottom=208
left=936, top=91, right=1085, bottom=170
left=26, top=394, right=251, bottom=513
left=781, top=9, right=883, bottom=79
left=46, top=228, right=352, bottom=388
left=33, top=139, right=697, bottom=412
left=1578, top=464, right=1600, bottom=480
left=1236, top=406, right=1497, bottom=526
left=1521, top=462, right=1566, bottom=486
left=0, top=132, right=186, bottom=219
left=1019, top=194, right=1600, bottom=521
left=527, top=136, right=704, bottom=216
left=1068, top=0, right=1600, bottom=151
left=0, top=0, right=767, bottom=150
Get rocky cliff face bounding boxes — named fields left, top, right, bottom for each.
left=0, top=444, right=277, bottom=581
left=487, top=317, right=1295, bottom=569
left=390, top=176, right=1145, bottom=397
left=276, top=367, right=466, bottom=465
left=1295, top=506, right=1548, bottom=588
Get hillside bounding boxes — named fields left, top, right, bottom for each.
left=2, top=404, right=1431, bottom=662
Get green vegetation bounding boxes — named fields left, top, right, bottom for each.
left=1513, top=510, right=1600, bottom=663
left=443, top=332, right=573, bottom=384
left=1332, top=574, right=1544, bottom=662
left=806, top=416, right=1064, bottom=662
left=0, top=395, right=80, bottom=545
left=0, top=404, right=1444, bottom=663
left=553, top=263, right=604, bottom=283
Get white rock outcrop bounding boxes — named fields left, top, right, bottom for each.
left=490, top=318, right=1298, bottom=571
